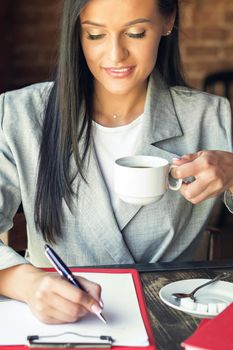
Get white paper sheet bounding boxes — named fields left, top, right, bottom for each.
left=0, top=272, right=149, bottom=347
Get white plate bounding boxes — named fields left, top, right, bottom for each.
left=159, top=279, right=233, bottom=318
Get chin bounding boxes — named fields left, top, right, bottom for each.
left=101, top=80, right=142, bottom=96
left=106, top=87, right=132, bottom=95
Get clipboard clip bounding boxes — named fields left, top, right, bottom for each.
left=27, top=332, right=113, bottom=348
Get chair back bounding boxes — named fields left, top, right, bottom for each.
left=203, top=70, right=233, bottom=111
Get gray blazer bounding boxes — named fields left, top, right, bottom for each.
left=0, top=73, right=232, bottom=269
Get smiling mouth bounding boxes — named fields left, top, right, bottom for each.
left=103, top=66, right=135, bottom=77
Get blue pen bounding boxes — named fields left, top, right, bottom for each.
left=44, top=244, right=106, bottom=324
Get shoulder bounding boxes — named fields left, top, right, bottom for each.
left=170, top=85, right=226, bottom=104
left=170, top=85, right=232, bottom=150
left=0, top=82, right=53, bottom=129
left=170, top=85, right=231, bottom=110
left=170, top=85, right=231, bottom=121
left=1, top=81, right=53, bottom=110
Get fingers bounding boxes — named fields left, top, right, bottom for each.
left=174, top=153, right=199, bottom=162
left=34, top=289, right=87, bottom=323
left=50, top=275, right=101, bottom=306
left=181, top=166, right=224, bottom=203
left=180, top=180, right=219, bottom=204
left=76, top=276, right=102, bottom=302
left=172, top=153, right=201, bottom=179
left=172, top=151, right=228, bottom=203
left=29, top=273, right=103, bottom=324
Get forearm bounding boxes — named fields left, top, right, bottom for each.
left=0, top=263, right=44, bottom=302
left=0, top=263, right=103, bottom=324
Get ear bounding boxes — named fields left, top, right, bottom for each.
left=162, top=10, right=176, bottom=37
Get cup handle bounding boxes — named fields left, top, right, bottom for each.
left=168, top=165, right=182, bottom=191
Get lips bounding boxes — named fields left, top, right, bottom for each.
left=103, top=66, right=135, bottom=78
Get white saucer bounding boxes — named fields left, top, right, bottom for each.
left=159, top=279, right=233, bottom=318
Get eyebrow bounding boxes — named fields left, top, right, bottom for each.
left=81, top=18, right=151, bottom=27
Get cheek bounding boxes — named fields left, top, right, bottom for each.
left=81, top=44, right=92, bottom=64
left=81, top=39, right=96, bottom=63
left=138, top=40, right=160, bottom=69
left=82, top=44, right=103, bottom=73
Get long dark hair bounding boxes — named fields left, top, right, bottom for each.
left=157, top=0, right=185, bottom=86
left=35, top=0, right=185, bottom=243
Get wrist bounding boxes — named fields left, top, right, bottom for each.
left=0, top=264, right=44, bottom=303
left=23, top=265, right=46, bottom=303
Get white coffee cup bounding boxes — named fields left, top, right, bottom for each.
left=114, top=155, right=182, bottom=205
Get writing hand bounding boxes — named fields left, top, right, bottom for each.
left=26, top=270, right=103, bottom=324
left=171, top=150, right=233, bottom=204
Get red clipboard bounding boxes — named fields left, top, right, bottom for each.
left=2, top=268, right=156, bottom=350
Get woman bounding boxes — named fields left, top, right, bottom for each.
left=0, top=0, right=232, bottom=324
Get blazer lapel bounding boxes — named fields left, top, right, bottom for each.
left=114, top=71, right=184, bottom=231
left=143, top=70, right=183, bottom=144
left=76, top=142, right=135, bottom=264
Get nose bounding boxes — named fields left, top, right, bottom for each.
left=108, top=35, right=129, bottom=64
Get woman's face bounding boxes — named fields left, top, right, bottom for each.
left=80, top=0, right=174, bottom=97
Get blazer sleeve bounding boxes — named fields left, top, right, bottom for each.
left=224, top=190, right=233, bottom=213
left=221, top=97, right=233, bottom=213
left=0, top=93, right=29, bottom=269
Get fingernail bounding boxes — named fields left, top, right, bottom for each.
left=99, top=298, right=104, bottom=308
left=172, top=157, right=181, bottom=161
left=91, top=304, right=102, bottom=315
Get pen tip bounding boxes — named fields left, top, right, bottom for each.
left=98, top=312, right=107, bottom=324
left=91, top=304, right=107, bottom=324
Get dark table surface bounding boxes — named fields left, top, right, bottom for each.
left=140, top=260, right=233, bottom=350
left=90, top=260, right=233, bottom=350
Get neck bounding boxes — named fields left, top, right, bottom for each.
left=93, top=82, right=148, bottom=127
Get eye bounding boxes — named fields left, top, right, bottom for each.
left=87, top=33, right=105, bottom=40
left=126, top=30, right=146, bottom=39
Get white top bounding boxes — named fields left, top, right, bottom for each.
left=92, top=114, right=144, bottom=211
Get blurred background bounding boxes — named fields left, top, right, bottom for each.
left=0, top=0, right=233, bottom=259
left=1, top=0, right=233, bottom=93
